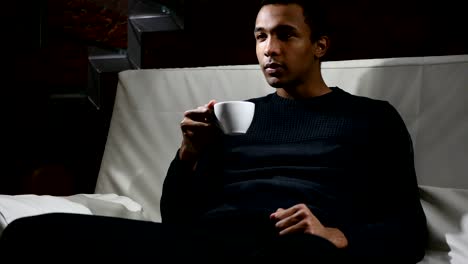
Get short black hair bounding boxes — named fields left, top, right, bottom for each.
left=259, top=0, right=330, bottom=42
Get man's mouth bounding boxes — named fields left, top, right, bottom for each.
left=264, top=62, right=283, bottom=75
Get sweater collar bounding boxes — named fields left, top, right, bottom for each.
left=271, top=87, right=344, bottom=105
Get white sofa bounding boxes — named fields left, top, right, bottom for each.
left=1, top=55, right=467, bottom=263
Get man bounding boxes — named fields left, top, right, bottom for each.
left=0, top=0, right=427, bottom=263
left=161, top=0, right=428, bottom=263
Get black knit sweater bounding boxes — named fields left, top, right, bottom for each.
left=161, top=87, right=427, bottom=262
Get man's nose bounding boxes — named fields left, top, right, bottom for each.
left=264, top=37, right=280, bottom=57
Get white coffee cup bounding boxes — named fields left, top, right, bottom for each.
left=214, top=101, right=255, bottom=135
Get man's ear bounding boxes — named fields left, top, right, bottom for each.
left=315, top=36, right=330, bottom=59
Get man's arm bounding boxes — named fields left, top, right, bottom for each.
left=160, top=150, right=198, bottom=224
left=160, top=100, right=220, bottom=224
left=161, top=146, right=223, bottom=225
left=341, top=101, right=428, bottom=263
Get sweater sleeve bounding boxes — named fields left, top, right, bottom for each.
left=160, top=147, right=223, bottom=224
left=341, top=101, right=428, bottom=263
left=160, top=149, right=197, bottom=224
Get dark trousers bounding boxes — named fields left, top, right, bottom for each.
left=0, top=213, right=345, bottom=263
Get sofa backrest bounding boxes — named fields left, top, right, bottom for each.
left=95, top=55, right=468, bottom=255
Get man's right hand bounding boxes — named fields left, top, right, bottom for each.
left=179, top=100, right=218, bottom=167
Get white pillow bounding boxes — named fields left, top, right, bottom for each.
left=419, top=186, right=468, bottom=252
left=0, top=193, right=147, bottom=237
left=0, top=194, right=92, bottom=236
left=64, top=193, right=146, bottom=220
left=446, top=214, right=468, bottom=264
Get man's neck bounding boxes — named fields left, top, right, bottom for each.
left=276, top=81, right=331, bottom=100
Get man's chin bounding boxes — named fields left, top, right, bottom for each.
left=265, top=76, right=284, bottom=88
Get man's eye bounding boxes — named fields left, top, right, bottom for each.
left=255, top=34, right=267, bottom=41
left=278, top=32, right=293, bottom=41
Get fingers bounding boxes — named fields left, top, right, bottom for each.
left=277, top=220, right=306, bottom=236
left=273, top=210, right=307, bottom=236
left=272, top=208, right=304, bottom=227
left=184, top=108, right=211, bottom=122
left=206, top=99, right=217, bottom=109
left=271, top=204, right=305, bottom=220
left=180, top=117, right=212, bottom=136
left=270, top=204, right=320, bottom=236
left=184, top=101, right=216, bottom=122
left=180, top=102, right=218, bottom=135
left=269, top=208, right=284, bottom=220
left=178, top=100, right=218, bottom=163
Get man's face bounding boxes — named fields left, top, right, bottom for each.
left=254, top=4, right=319, bottom=88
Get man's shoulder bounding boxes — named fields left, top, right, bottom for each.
left=334, top=87, right=404, bottom=121
left=336, top=87, right=392, bottom=110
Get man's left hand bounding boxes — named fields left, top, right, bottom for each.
left=270, top=203, right=348, bottom=249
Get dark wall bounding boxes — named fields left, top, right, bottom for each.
left=324, top=0, right=467, bottom=60
left=135, top=0, right=467, bottom=69
left=7, top=0, right=128, bottom=195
